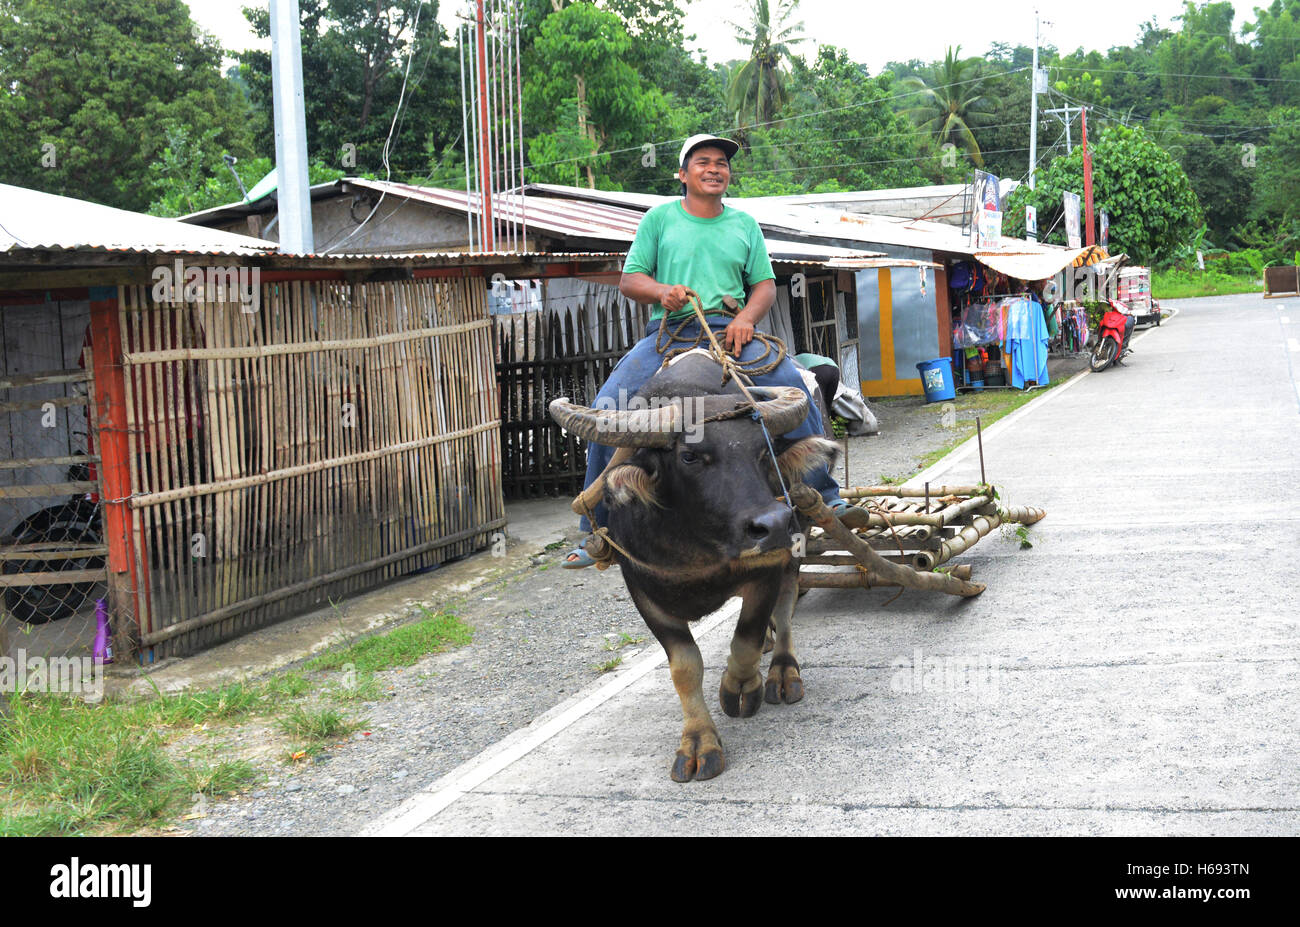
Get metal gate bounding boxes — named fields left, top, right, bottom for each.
left=0, top=360, right=106, bottom=629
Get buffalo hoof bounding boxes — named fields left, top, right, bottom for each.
left=671, top=733, right=725, bottom=782
left=764, top=659, right=804, bottom=705
left=719, top=676, right=763, bottom=718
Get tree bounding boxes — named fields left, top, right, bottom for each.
left=900, top=47, right=995, bottom=167
left=726, top=0, right=806, bottom=128
left=1006, top=124, right=1204, bottom=265
left=0, top=0, right=256, bottom=210
left=523, top=2, right=674, bottom=189
left=239, top=0, right=460, bottom=182
left=729, top=48, right=935, bottom=195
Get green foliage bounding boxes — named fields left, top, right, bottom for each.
left=726, top=0, right=806, bottom=127
left=899, top=47, right=995, bottom=168
left=1006, top=125, right=1203, bottom=265
left=523, top=2, right=676, bottom=190
left=148, top=147, right=345, bottom=219
left=239, top=0, right=459, bottom=182
left=1151, top=267, right=1260, bottom=298
left=0, top=0, right=256, bottom=211
left=729, top=49, right=934, bottom=195
left=304, top=607, right=472, bottom=674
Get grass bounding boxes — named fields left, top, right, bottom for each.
left=278, top=706, right=367, bottom=761
left=909, top=387, right=1054, bottom=477
left=1152, top=268, right=1261, bottom=299
left=304, top=606, right=472, bottom=674
left=602, top=631, right=644, bottom=651
left=593, top=656, right=623, bottom=674
left=0, top=599, right=472, bottom=835
left=0, top=694, right=247, bottom=835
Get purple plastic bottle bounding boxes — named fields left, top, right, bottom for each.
left=93, top=598, right=114, bottom=665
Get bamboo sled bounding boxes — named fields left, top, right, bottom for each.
left=791, top=483, right=1045, bottom=597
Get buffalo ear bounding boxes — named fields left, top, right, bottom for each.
left=775, top=436, right=840, bottom=483
left=605, top=462, right=661, bottom=508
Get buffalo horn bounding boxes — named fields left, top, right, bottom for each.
left=749, top=386, right=809, bottom=435
left=549, top=397, right=681, bottom=448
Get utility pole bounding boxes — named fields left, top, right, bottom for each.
left=1081, top=106, right=1095, bottom=247
left=1029, top=10, right=1040, bottom=192
left=1043, top=105, right=1078, bottom=153
left=270, top=0, right=314, bottom=254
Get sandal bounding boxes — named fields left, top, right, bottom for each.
left=562, top=540, right=596, bottom=569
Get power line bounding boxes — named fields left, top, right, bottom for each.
left=741, top=146, right=1033, bottom=177
left=523, top=68, right=1029, bottom=172
left=324, top=0, right=425, bottom=255
left=1052, top=64, right=1300, bottom=83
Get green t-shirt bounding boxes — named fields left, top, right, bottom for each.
left=622, top=200, right=776, bottom=320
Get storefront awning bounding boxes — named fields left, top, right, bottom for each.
left=973, top=245, right=1113, bottom=281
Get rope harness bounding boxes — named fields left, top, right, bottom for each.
left=575, top=289, right=797, bottom=569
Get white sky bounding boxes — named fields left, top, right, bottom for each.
left=186, top=0, right=1266, bottom=74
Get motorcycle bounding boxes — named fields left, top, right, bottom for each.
left=1089, top=299, right=1137, bottom=372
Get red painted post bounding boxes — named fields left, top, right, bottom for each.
left=475, top=0, right=495, bottom=250
left=1081, top=107, right=1096, bottom=248
left=88, top=290, right=145, bottom=653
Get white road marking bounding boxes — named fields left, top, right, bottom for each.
left=363, top=596, right=744, bottom=836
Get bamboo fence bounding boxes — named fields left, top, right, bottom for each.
left=493, top=297, right=648, bottom=498
left=118, top=276, right=504, bottom=658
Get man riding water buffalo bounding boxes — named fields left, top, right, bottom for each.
left=563, top=133, right=846, bottom=568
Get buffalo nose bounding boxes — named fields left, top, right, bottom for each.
left=747, top=508, right=794, bottom=547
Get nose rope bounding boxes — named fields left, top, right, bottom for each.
left=754, top=410, right=792, bottom=509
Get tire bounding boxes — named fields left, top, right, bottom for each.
left=1, top=501, right=102, bottom=625
left=1090, top=337, right=1117, bottom=372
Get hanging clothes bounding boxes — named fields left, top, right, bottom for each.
left=1004, top=298, right=1050, bottom=389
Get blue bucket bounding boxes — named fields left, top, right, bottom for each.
left=916, top=358, right=956, bottom=403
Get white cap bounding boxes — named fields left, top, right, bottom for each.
left=678, top=134, right=739, bottom=168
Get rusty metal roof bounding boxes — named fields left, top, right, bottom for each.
left=347, top=180, right=891, bottom=264
left=344, top=179, right=644, bottom=243
left=0, top=182, right=277, bottom=257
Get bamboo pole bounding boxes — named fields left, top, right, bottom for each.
left=840, top=485, right=987, bottom=499
left=912, top=513, right=1004, bottom=571
left=119, top=320, right=491, bottom=365
left=790, top=484, right=985, bottom=597
left=909, top=508, right=1043, bottom=571
left=120, top=287, right=151, bottom=652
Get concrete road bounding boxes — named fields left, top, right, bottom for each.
left=365, top=292, right=1300, bottom=837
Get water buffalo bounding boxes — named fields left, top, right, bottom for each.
left=550, top=353, right=838, bottom=781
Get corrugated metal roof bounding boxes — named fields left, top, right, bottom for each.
left=524, top=182, right=1067, bottom=261
left=346, top=179, right=643, bottom=243
left=345, top=180, right=890, bottom=264
left=0, top=183, right=277, bottom=256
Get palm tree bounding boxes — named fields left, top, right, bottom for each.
left=901, top=46, right=994, bottom=167
left=727, top=0, right=806, bottom=128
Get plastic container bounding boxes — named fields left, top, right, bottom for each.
left=916, top=358, right=956, bottom=403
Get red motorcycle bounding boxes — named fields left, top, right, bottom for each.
left=1089, top=299, right=1137, bottom=372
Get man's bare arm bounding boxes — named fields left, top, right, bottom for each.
left=620, top=272, right=689, bottom=313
